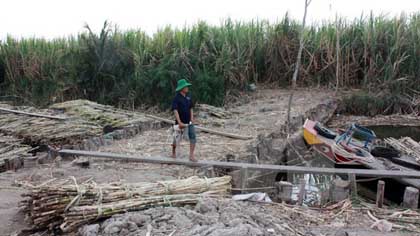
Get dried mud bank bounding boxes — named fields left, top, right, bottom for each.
left=253, top=98, right=338, bottom=164
left=233, top=98, right=338, bottom=189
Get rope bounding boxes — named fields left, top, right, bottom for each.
left=356, top=177, right=381, bottom=183
left=158, top=182, right=172, bottom=194
left=124, top=184, right=133, bottom=199
left=96, top=184, right=103, bottom=219
left=204, top=177, right=210, bottom=191
left=64, top=176, right=86, bottom=212
left=163, top=196, right=173, bottom=207
left=331, top=142, right=375, bottom=164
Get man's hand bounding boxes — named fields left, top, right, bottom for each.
left=179, top=122, right=187, bottom=128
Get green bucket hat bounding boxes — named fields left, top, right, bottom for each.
left=175, top=79, right=192, bottom=92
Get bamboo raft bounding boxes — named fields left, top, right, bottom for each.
left=22, top=176, right=231, bottom=232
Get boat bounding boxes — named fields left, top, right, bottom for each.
left=303, top=119, right=376, bottom=167
left=303, top=119, right=420, bottom=205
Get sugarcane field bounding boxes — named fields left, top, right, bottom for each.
left=1, top=1, right=420, bottom=236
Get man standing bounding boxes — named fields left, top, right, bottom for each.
left=171, top=79, right=197, bottom=162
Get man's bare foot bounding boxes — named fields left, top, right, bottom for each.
left=171, top=153, right=176, bottom=159
left=189, top=156, right=197, bottom=162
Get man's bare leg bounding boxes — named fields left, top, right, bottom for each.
left=189, top=143, right=197, bottom=162
left=172, top=144, right=176, bottom=158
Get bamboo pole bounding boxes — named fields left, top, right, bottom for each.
left=146, top=114, right=253, bottom=140
left=0, top=107, right=66, bottom=120
left=59, top=149, right=420, bottom=179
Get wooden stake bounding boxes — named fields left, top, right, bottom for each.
left=376, top=180, right=385, bottom=208
left=204, top=166, right=215, bottom=178
left=297, top=178, right=306, bottom=206
left=240, top=167, right=249, bottom=193
left=348, top=173, right=357, bottom=198
left=276, top=181, right=293, bottom=203
left=403, top=187, right=419, bottom=209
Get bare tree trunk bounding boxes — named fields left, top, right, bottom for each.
left=286, top=0, right=312, bottom=134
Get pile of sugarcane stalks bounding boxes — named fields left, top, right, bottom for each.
left=0, top=99, right=157, bottom=145
left=0, top=103, right=102, bottom=145
left=22, top=176, right=231, bottom=232
left=385, top=137, right=420, bottom=164
left=0, top=134, right=32, bottom=172
left=196, top=104, right=231, bottom=119
left=49, top=99, right=152, bottom=128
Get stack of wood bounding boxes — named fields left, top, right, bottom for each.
left=22, top=176, right=231, bottom=233
left=0, top=134, right=32, bottom=172
left=385, top=137, right=420, bottom=164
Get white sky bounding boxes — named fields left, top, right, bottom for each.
left=1, top=0, right=419, bottom=39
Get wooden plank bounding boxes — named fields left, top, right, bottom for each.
left=376, top=180, right=385, bottom=208
left=146, top=114, right=253, bottom=140
left=0, top=107, right=66, bottom=120
left=59, top=149, right=420, bottom=179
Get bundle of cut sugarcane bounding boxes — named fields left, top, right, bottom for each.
left=22, top=176, right=231, bottom=232
left=0, top=99, right=153, bottom=145
left=385, top=137, right=420, bottom=163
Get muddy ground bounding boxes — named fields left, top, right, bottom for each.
left=0, top=89, right=417, bottom=236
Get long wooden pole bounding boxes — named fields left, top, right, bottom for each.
left=146, top=114, right=253, bottom=140
left=59, top=149, right=420, bottom=179
left=0, top=107, right=66, bottom=120
left=335, top=14, right=341, bottom=94
left=286, top=0, right=312, bottom=134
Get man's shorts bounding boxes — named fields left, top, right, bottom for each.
left=173, top=124, right=196, bottom=145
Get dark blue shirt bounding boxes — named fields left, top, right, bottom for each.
left=171, top=92, right=193, bottom=124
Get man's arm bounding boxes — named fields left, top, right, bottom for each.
left=174, top=110, right=185, bottom=128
